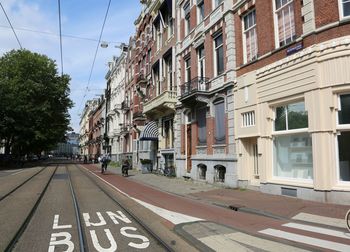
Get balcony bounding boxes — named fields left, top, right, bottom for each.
left=181, top=77, right=210, bottom=97
left=136, top=73, right=147, bottom=86
left=121, top=101, right=130, bottom=112
left=180, top=77, right=210, bottom=105
left=143, top=90, right=177, bottom=117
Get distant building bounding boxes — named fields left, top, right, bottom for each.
left=52, top=132, right=80, bottom=156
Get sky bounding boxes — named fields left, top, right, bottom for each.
left=0, top=0, right=142, bottom=133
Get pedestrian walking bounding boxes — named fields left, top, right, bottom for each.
left=101, top=154, right=110, bottom=174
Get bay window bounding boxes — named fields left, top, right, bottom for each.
left=273, top=101, right=313, bottom=180
left=337, top=94, right=350, bottom=182
left=274, top=0, right=296, bottom=47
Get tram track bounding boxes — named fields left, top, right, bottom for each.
left=4, top=165, right=59, bottom=252
left=73, top=164, right=174, bottom=252
left=0, top=166, right=46, bottom=202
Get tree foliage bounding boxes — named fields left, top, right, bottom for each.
left=0, top=49, right=73, bottom=156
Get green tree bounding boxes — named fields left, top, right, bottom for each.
left=0, top=49, right=73, bottom=156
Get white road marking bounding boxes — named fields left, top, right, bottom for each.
left=283, top=223, right=350, bottom=239
left=200, top=232, right=309, bottom=252
left=132, top=198, right=203, bottom=225
left=292, top=212, right=346, bottom=229
left=10, top=169, right=24, bottom=175
left=85, top=166, right=204, bottom=225
left=259, top=228, right=350, bottom=252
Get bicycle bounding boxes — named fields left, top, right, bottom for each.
left=346, top=209, right=350, bottom=232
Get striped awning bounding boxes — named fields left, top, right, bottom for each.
left=139, top=121, right=158, bottom=141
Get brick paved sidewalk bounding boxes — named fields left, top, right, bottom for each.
left=106, top=165, right=349, bottom=226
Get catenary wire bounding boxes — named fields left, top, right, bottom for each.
left=57, top=0, right=64, bottom=76
left=77, top=0, right=112, bottom=115
left=0, top=2, right=23, bottom=49
left=0, top=25, right=123, bottom=44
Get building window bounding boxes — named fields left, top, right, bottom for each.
left=214, top=33, right=224, bottom=76
left=197, top=106, right=207, bottom=145
left=185, top=57, right=191, bottom=82
left=214, top=165, right=225, bottom=182
left=274, top=0, right=296, bottom=47
left=184, top=2, right=191, bottom=36
left=214, top=0, right=223, bottom=8
left=168, top=16, right=174, bottom=38
left=243, top=10, right=258, bottom=63
left=165, top=55, right=173, bottom=91
left=198, top=164, right=207, bottom=180
left=242, top=111, right=255, bottom=127
left=214, top=99, right=226, bottom=144
left=197, top=0, right=205, bottom=23
left=340, top=0, right=350, bottom=19
left=197, top=46, right=205, bottom=80
left=273, top=101, right=313, bottom=180
left=337, top=94, right=350, bottom=182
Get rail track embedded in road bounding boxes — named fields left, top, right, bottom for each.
left=4, top=165, right=59, bottom=252
left=75, top=164, right=175, bottom=252
left=0, top=167, right=46, bottom=202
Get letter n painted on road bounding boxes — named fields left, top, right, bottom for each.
left=48, top=232, right=74, bottom=252
left=106, top=211, right=132, bottom=224
left=83, top=212, right=106, bottom=227
left=52, top=214, right=72, bottom=229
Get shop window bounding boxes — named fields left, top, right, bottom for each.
left=337, top=94, right=350, bottom=182
left=242, top=10, right=258, bottom=63
left=340, top=0, right=350, bottom=19
left=274, top=0, right=296, bottom=47
left=198, top=164, right=207, bottom=180
left=197, top=106, right=207, bottom=146
left=214, top=99, right=226, bottom=144
left=273, top=101, right=313, bottom=180
left=214, top=165, right=226, bottom=182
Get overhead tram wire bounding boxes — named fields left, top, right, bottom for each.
left=77, top=0, right=113, bottom=115
left=0, top=25, right=122, bottom=44
left=58, top=0, right=64, bottom=76
left=0, top=2, right=22, bottom=49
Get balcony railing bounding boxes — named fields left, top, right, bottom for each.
left=136, top=73, right=147, bottom=84
left=121, top=100, right=130, bottom=111
left=180, top=77, right=210, bottom=97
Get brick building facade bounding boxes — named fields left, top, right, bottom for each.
left=233, top=0, right=350, bottom=204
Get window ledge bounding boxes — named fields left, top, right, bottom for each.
left=268, top=178, right=314, bottom=188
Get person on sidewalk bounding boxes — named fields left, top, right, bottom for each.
left=122, top=159, right=130, bottom=177
left=101, top=154, right=110, bottom=174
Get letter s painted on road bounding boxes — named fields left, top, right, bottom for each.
left=120, top=227, right=150, bottom=249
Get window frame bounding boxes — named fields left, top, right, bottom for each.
left=339, top=0, right=350, bottom=20
left=335, top=93, right=350, bottom=184
left=197, top=45, right=205, bottom=80
left=197, top=0, right=205, bottom=24
left=272, top=100, right=313, bottom=181
left=184, top=1, right=191, bottom=36
left=213, top=33, right=224, bottom=76
left=273, top=0, right=296, bottom=48
left=242, top=9, right=258, bottom=64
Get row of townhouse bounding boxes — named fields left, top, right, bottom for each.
left=79, top=0, right=350, bottom=204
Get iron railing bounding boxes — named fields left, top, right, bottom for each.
left=180, top=77, right=210, bottom=97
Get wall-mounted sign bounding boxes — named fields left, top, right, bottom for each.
left=287, top=42, right=303, bottom=56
